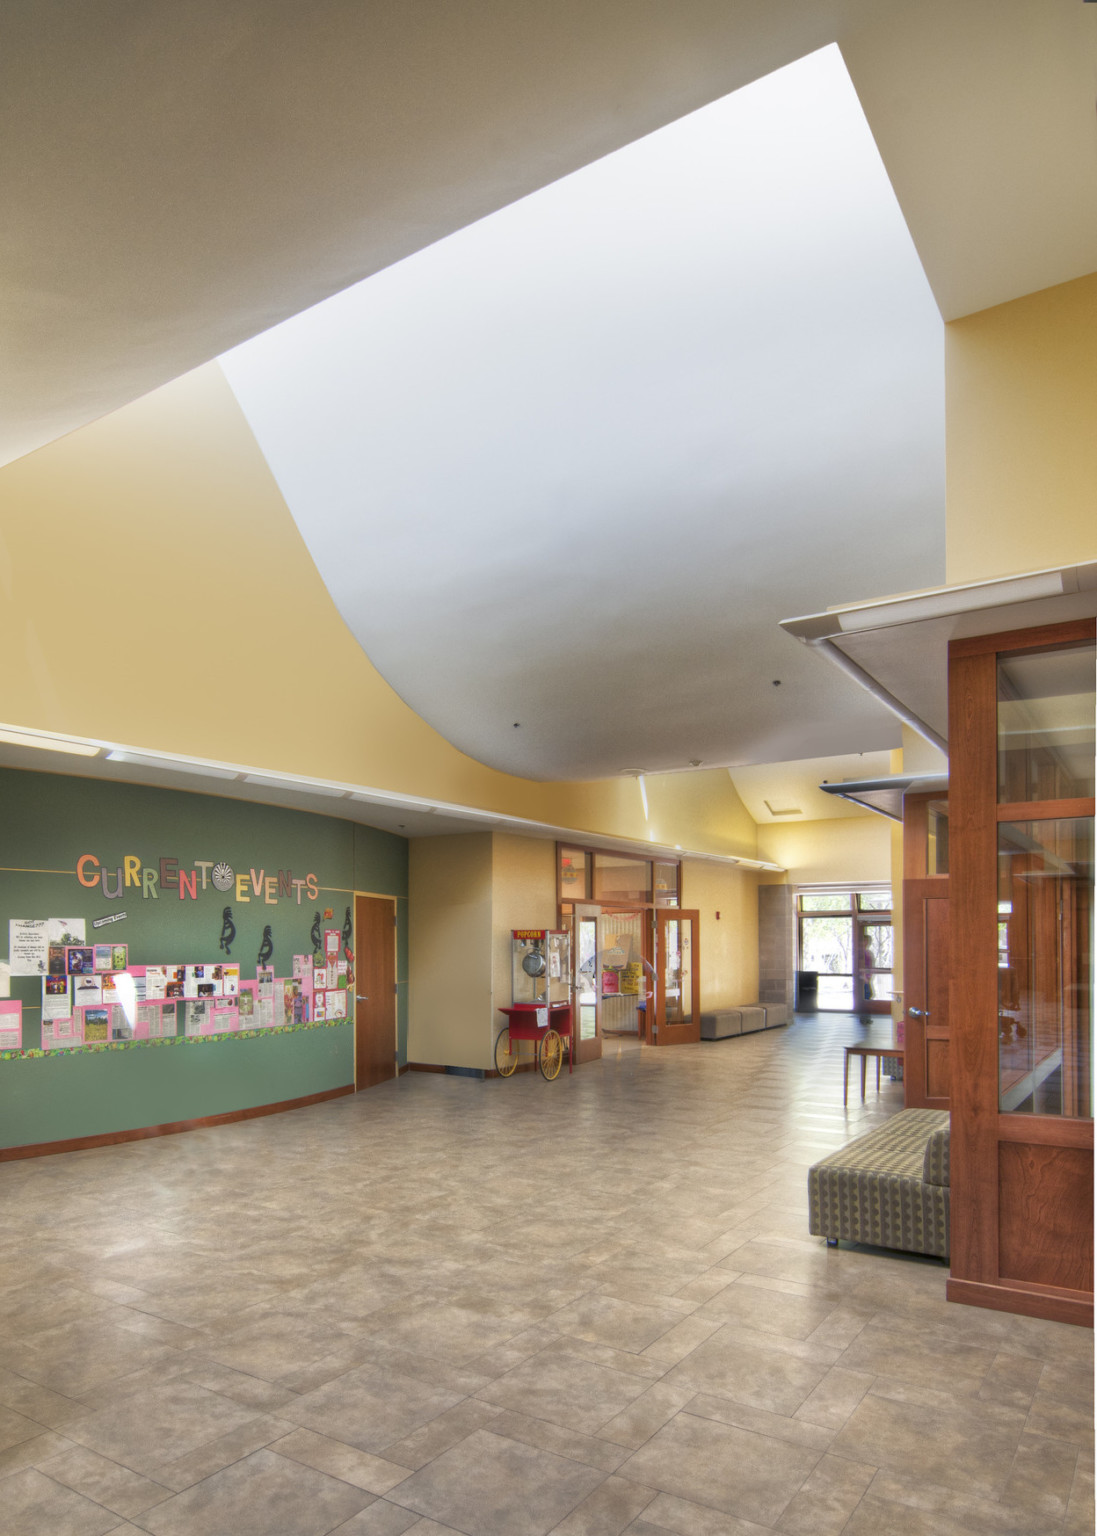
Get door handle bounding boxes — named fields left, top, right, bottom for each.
left=908, top=1007, right=927, bottom=1018
left=355, top=995, right=369, bottom=1002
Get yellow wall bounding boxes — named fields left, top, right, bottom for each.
left=408, top=833, right=493, bottom=1068
left=490, top=833, right=558, bottom=1029
left=946, top=270, right=1097, bottom=584
left=682, top=860, right=760, bottom=1010
left=0, top=362, right=767, bottom=861
left=756, top=814, right=891, bottom=886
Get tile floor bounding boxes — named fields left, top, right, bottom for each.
left=0, top=1016, right=1092, bottom=1536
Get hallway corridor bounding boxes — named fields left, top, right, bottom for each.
left=0, top=1017, right=1091, bottom=1535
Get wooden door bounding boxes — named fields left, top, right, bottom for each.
left=354, top=893, right=397, bottom=1090
left=903, top=793, right=950, bottom=1108
left=654, top=909, right=701, bottom=1046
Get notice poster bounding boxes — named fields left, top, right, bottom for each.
left=219, top=964, right=239, bottom=996
left=313, top=965, right=326, bottom=991
left=159, top=1001, right=179, bottom=1037
left=237, top=984, right=256, bottom=1022
left=110, top=1005, right=135, bottom=1041
left=137, top=1002, right=170, bottom=1038
left=42, top=1014, right=81, bottom=1050
left=93, top=944, right=113, bottom=973
left=313, top=991, right=327, bottom=1021
left=42, top=975, right=72, bottom=1021
left=282, top=980, right=303, bottom=1027
left=184, top=999, right=210, bottom=1036
left=212, top=1005, right=238, bottom=1035
left=73, top=974, right=103, bottom=1008
left=164, top=965, right=186, bottom=999
left=0, top=1000, right=23, bottom=1049
left=324, top=928, right=340, bottom=960
left=185, top=964, right=222, bottom=999
left=9, top=919, right=48, bottom=976
left=66, top=946, right=94, bottom=975
left=257, top=968, right=275, bottom=1027
left=81, top=1006, right=109, bottom=1044
left=272, top=977, right=286, bottom=1027
left=0, top=962, right=9, bottom=998
left=47, top=945, right=67, bottom=976
left=601, top=970, right=619, bottom=996
left=327, top=989, right=346, bottom=1020
left=292, top=955, right=311, bottom=980
left=144, top=967, right=166, bottom=1000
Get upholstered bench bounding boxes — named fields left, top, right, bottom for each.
left=700, top=1004, right=789, bottom=1039
left=807, top=1108, right=950, bottom=1258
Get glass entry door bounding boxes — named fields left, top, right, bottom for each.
left=573, top=903, right=601, bottom=1063
left=655, top=909, right=701, bottom=1046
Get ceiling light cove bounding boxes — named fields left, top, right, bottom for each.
left=222, top=43, right=943, bottom=782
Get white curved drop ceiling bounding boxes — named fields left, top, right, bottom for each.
left=222, top=45, right=944, bottom=781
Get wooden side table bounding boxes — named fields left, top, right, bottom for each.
left=844, top=1044, right=905, bottom=1106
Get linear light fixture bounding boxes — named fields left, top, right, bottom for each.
left=241, top=774, right=348, bottom=797
left=0, top=728, right=100, bottom=757
left=106, top=750, right=239, bottom=780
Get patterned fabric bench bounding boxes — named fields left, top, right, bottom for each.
left=808, top=1108, right=950, bottom=1258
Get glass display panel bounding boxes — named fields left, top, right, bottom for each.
left=866, top=973, right=894, bottom=1001
left=997, top=641, right=1095, bottom=803
left=926, top=800, right=949, bottom=875
left=653, top=860, right=679, bottom=907
left=598, top=910, right=644, bottom=1035
left=593, top=852, right=651, bottom=905
left=998, top=818, right=1092, bottom=1118
left=860, top=922, right=893, bottom=969
left=799, top=893, right=851, bottom=912
left=559, top=847, right=590, bottom=901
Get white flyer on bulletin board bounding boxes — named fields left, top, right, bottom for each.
left=0, top=1001, right=23, bottom=1050
left=8, top=920, right=47, bottom=976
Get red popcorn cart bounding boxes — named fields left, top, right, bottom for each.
left=495, top=928, right=573, bottom=1080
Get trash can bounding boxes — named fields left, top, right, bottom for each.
left=795, top=970, right=818, bottom=1010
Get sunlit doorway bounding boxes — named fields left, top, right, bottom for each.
left=797, top=888, right=893, bottom=1013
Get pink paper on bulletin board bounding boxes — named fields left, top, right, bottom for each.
left=0, top=1000, right=23, bottom=1050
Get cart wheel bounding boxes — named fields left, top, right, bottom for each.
left=495, top=1027, right=518, bottom=1077
left=539, top=1029, right=563, bottom=1080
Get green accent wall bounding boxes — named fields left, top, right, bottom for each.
left=0, top=767, right=408, bottom=1149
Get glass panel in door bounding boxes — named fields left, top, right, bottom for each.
left=572, top=903, right=601, bottom=1062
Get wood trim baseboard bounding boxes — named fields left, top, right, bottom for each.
left=0, top=1084, right=355, bottom=1162
left=947, top=1275, right=1093, bottom=1328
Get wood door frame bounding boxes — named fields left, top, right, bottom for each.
left=353, top=890, right=398, bottom=1091
left=654, top=908, right=701, bottom=1046
left=903, top=792, right=950, bottom=1109
left=947, top=617, right=1095, bottom=1326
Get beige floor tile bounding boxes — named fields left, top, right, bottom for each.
left=281, top=1365, right=465, bottom=1455
left=61, top=1378, right=265, bottom=1478
left=388, top=1427, right=605, bottom=1536
left=547, top=1473, right=657, bottom=1533
left=139, top=1446, right=373, bottom=1535
left=683, top=1392, right=832, bottom=1453
left=476, top=1348, right=650, bottom=1434
left=625, top=1496, right=772, bottom=1536
left=661, top=1323, right=834, bottom=1416
left=328, top=1503, right=421, bottom=1535
left=792, top=1365, right=874, bottom=1430
left=0, top=1465, right=121, bottom=1536
left=485, top=1411, right=630, bottom=1472
left=616, top=1412, right=820, bottom=1526
left=596, top=1382, right=697, bottom=1449
left=379, top=1399, right=502, bottom=1470
left=776, top=1451, right=874, bottom=1533
left=272, top=1427, right=413, bottom=1493
left=551, top=1294, right=690, bottom=1354
left=37, top=1442, right=173, bottom=1518
left=831, top=1388, right=1027, bottom=1501
left=146, top=1413, right=293, bottom=1492
left=0, top=1428, right=78, bottom=1480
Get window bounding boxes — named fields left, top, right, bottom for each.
left=797, top=888, right=893, bottom=1011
